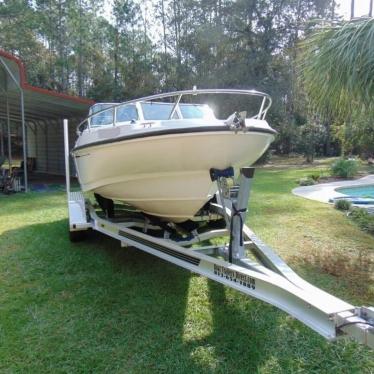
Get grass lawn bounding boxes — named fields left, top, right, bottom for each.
left=0, top=159, right=373, bottom=373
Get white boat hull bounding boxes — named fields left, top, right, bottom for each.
left=73, top=130, right=274, bottom=222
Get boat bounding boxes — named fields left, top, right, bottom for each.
left=72, top=89, right=276, bottom=222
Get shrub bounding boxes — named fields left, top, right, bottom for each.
left=334, top=199, right=352, bottom=211
left=330, top=158, right=359, bottom=178
left=298, top=177, right=315, bottom=186
left=349, top=208, right=374, bottom=235
left=255, top=149, right=272, bottom=165
left=310, top=173, right=321, bottom=182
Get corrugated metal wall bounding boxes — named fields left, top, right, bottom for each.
left=27, top=120, right=78, bottom=175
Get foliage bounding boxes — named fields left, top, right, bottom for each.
left=296, top=120, right=328, bottom=163
left=298, top=177, right=315, bottom=186
left=333, top=112, right=374, bottom=158
left=330, top=158, right=359, bottom=178
left=310, top=173, right=321, bottom=182
left=254, top=149, right=272, bottom=165
left=349, top=208, right=374, bottom=235
left=0, top=0, right=355, bottom=160
left=334, top=199, right=352, bottom=211
left=299, top=17, right=374, bottom=120
left=0, top=1, right=334, bottom=104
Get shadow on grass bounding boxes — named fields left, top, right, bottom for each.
left=1, top=219, right=371, bottom=373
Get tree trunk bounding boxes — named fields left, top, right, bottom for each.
left=77, top=0, right=84, bottom=96
left=161, top=0, right=168, bottom=83
left=114, top=29, right=119, bottom=100
left=173, top=0, right=181, bottom=86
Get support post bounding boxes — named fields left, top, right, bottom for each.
left=6, top=96, right=12, bottom=172
left=229, top=167, right=255, bottom=262
left=63, top=119, right=70, bottom=200
left=0, top=56, right=27, bottom=190
left=0, top=120, right=4, bottom=156
left=20, top=90, right=28, bottom=191
left=258, top=97, right=266, bottom=119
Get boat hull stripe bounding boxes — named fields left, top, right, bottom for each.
left=73, top=126, right=276, bottom=153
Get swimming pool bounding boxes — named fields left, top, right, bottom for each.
left=337, top=184, right=374, bottom=198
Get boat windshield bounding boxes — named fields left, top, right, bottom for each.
left=87, top=101, right=215, bottom=129
left=179, top=104, right=215, bottom=119
left=141, top=103, right=175, bottom=120
left=89, top=103, right=114, bottom=127
left=141, top=102, right=215, bottom=120
left=89, top=103, right=138, bottom=127
left=116, top=104, right=138, bottom=122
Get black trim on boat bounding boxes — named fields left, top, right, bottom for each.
left=72, top=125, right=276, bottom=153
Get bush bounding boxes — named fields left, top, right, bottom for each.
left=310, top=173, right=321, bottom=182
left=255, top=149, right=272, bottom=165
left=330, top=158, right=359, bottom=178
left=298, top=177, right=315, bottom=186
left=334, top=199, right=351, bottom=211
left=349, top=208, right=374, bottom=235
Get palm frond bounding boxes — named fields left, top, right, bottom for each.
left=298, top=17, right=374, bottom=119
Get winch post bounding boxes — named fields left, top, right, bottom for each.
left=229, top=167, right=254, bottom=262
left=63, top=119, right=70, bottom=199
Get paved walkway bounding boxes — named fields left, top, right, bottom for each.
left=292, top=175, right=374, bottom=204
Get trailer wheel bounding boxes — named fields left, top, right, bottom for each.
left=69, top=230, right=87, bottom=242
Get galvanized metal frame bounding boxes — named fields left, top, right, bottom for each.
left=0, top=121, right=4, bottom=157
left=0, top=56, right=28, bottom=191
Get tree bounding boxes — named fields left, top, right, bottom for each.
left=0, top=0, right=339, bottom=163
left=299, top=17, right=374, bottom=120
left=299, top=17, right=374, bottom=158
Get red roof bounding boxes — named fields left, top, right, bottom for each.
left=0, top=49, right=95, bottom=123
left=0, top=49, right=94, bottom=106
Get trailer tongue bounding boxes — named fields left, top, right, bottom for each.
left=64, top=120, right=373, bottom=349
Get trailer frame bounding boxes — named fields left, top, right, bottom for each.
left=64, top=119, right=374, bottom=349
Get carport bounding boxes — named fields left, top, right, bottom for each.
left=0, top=49, right=94, bottom=191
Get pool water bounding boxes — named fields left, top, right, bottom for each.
left=338, top=184, right=374, bottom=198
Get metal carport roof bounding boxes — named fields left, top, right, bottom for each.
left=0, top=49, right=94, bottom=191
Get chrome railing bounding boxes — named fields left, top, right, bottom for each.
left=77, top=88, right=272, bottom=134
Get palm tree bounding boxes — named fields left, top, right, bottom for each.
left=298, top=17, right=374, bottom=120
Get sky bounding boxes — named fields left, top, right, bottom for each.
left=101, top=0, right=372, bottom=45
left=337, top=0, right=372, bottom=19
left=103, top=0, right=373, bottom=23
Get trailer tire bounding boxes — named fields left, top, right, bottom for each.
left=69, top=230, right=87, bottom=242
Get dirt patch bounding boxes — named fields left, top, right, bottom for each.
left=290, top=247, right=374, bottom=300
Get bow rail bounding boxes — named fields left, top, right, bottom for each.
left=77, top=88, right=272, bottom=134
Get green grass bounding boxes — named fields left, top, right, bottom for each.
left=0, top=163, right=373, bottom=373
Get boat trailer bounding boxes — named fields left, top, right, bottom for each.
left=64, top=120, right=374, bottom=349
